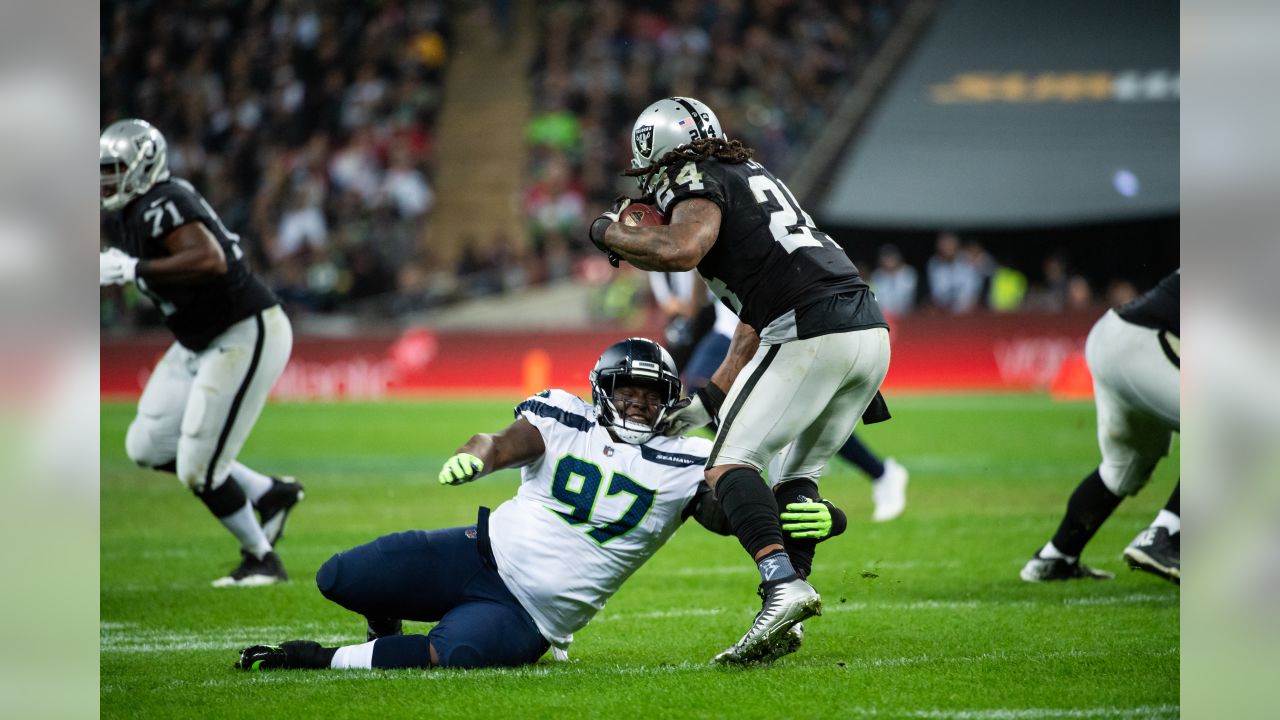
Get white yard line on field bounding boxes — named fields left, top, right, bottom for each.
left=845, top=705, right=1179, bottom=719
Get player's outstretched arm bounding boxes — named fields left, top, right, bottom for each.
left=595, top=197, right=721, bottom=271
left=438, top=417, right=545, bottom=485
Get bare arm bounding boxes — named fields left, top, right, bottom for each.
left=138, top=223, right=227, bottom=282
left=603, top=198, right=721, bottom=271
left=708, top=321, right=760, bottom=394
left=454, top=417, right=546, bottom=480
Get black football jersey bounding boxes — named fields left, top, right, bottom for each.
left=1117, top=270, right=1179, bottom=336
left=105, top=178, right=278, bottom=351
left=652, top=157, right=885, bottom=341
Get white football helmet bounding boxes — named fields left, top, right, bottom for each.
left=630, top=97, right=724, bottom=193
left=100, top=118, right=170, bottom=212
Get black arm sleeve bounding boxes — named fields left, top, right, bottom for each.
left=683, top=481, right=733, bottom=536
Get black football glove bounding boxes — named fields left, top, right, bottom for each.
left=589, top=196, right=631, bottom=268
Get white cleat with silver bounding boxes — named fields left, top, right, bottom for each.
left=713, top=578, right=821, bottom=665
left=871, top=458, right=909, bottom=522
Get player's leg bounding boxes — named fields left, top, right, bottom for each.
left=835, top=433, right=909, bottom=522
left=1124, top=480, right=1180, bottom=583
left=227, top=461, right=305, bottom=545
left=315, top=526, right=477, bottom=629
left=124, top=341, right=195, bottom=472
left=708, top=328, right=889, bottom=663
left=1022, top=312, right=1177, bottom=582
left=176, top=307, right=294, bottom=586
left=241, top=525, right=548, bottom=671
left=771, top=330, right=889, bottom=576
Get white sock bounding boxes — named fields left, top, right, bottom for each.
left=1039, top=541, right=1076, bottom=563
left=219, top=500, right=273, bottom=560
left=1151, top=509, right=1180, bottom=535
left=330, top=640, right=376, bottom=669
left=229, top=462, right=275, bottom=504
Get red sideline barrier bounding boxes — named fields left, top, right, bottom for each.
left=101, top=312, right=1098, bottom=400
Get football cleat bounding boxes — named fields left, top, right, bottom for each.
left=871, top=458, right=909, bottom=522
left=713, top=579, right=821, bottom=665
left=366, top=618, right=404, bottom=642
left=1019, top=553, right=1114, bottom=582
left=212, top=549, right=289, bottom=588
left=236, top=640, right=332, bottom=671
left=255, top=476, right=304, bottom=545
left=1123, top=527, right=1180, bottom=584
left=750, top=622, right=805, bottom=665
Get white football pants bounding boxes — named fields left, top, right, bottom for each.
left=125, top=305, right=293, bottom=492
left=708, top=327, right=891, bottom=483
left=1087, top=309, right=1180, bottom=496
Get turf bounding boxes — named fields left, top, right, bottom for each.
left=101, top=393, right=1179, bottom=719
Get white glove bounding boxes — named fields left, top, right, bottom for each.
left=100, top=248, right=139, bottom=286
left=663, top=393, right=712, bottom=436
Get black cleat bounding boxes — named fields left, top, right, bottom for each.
left=236, top=640, right=333, bottom=671
left=212, top=549, right=289, bottom=588
left=1020, top=553, right=1114, bottom=582
left=255, top=476, right=304, bottom=545
left=1123, top=527, right=1180, bottom=584
left=366, top=617, right=403, bottom=642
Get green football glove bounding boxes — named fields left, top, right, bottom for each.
left=780, top=501, right=833, bottom=539
left=438, top=453, right=484, bottom=485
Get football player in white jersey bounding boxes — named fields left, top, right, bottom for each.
left=236, top=338, right=847, bottom=672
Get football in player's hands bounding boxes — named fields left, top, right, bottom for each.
left=621, top=202, right=666, bottom=227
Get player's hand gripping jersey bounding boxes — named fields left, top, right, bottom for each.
left=488, top=390, right=712, bottom=650
left=650, top=158, right=886, bottom=343
left=104, top=177, right=278, bottom=350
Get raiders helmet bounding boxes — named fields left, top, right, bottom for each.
left=630, top=97, right=724, bottom=193
left=100, top=118, right=170, bottom=212
left=590, top=337, right=683, bottom=445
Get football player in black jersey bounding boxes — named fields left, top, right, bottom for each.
left=1021, top=271, right=1180, bottom=585
left=588, top=97, right=892, bottom=664
left=101, top=119, right=302, bottom=587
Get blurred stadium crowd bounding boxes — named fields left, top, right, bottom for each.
left=100, top=0, right=1138, bottom=333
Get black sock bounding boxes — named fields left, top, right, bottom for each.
left=1049, top=468, right=1123, bottom=558
left=775, top=479, right=821, bottom=579
left=714, top=467, right=786, bottom=558
left=1164, top=481, right=1180, bottom=515
left=195, top=478, right=248, bottom=519
left=838, top=434, right=885, bottom=480
left=372, top=634, right=433, bottom=669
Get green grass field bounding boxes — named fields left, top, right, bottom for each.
left=101, top=393, right=1179, bottom=719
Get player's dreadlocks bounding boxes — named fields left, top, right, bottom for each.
left=624, top=137, right=755, bottom=188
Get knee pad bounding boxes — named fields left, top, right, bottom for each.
left=1099, top=458, right=1159, bottom=498
left=124, top=419, right=176, bottom=470
left=315, top=554, right=342, bottom=600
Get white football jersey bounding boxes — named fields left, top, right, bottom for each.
left=488, top=389, right=711, bottom=650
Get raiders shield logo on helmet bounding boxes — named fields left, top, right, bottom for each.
left=633, top=125, right=654, bottom=159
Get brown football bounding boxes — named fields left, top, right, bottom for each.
left=621, top=202, right=667, bottom=227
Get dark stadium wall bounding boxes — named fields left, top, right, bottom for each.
left=817, top=0, right=1178, bottom=229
